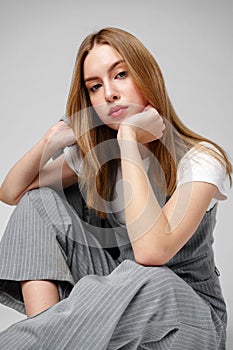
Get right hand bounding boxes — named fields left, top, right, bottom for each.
left=44, top=120, right=76, bottom=151
left=0, top=120, right=77, bottom=205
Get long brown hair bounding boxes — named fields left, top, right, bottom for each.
left=66, top=27, right=232, bottom=217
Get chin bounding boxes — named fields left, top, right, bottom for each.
left=107, top=122, right=120, bottom=131
left=130, top=104, right=146, bottom=114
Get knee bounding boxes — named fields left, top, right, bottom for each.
left=141, top=265, right=188, bottom=301
left=23, top=186, right=57, bottom=201
left=16, top=187, right=66, bottom=224
left=19, top=187, right=61, bottom=209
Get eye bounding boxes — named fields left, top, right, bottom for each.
left=116, top=71, right=127, bottom=79
left=89, top=83, right=102, bottom=93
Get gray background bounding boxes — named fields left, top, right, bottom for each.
left=0, top=0, right=232, bottom=348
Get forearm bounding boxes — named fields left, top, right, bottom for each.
left=0, top=136, right=58, bottom=204
left=118, top=127, right=169, bottom=265
left=0, top=120, right=76, bottom=205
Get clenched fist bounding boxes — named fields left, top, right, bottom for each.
left=117, top=106, right=165, bottom=144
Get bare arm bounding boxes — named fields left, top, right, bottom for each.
left=0, top=121, right=78, bottom=205
left=117, top=109, right=218, bottom=266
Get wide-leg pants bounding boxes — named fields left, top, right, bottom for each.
left=0, top=186, right=225, bottom=349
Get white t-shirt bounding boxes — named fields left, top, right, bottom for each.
left=64, top=141, right=229, bottom=223
left=176, top=141, right=229, bottom=210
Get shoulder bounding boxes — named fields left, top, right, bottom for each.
left=178, top=142, right=226, bottom=174
left=177, top=141, right=230, bottom=209
left=64, top=144, right=83, bottom=176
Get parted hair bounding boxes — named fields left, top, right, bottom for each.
left=66, top=27, right=232, bottom=217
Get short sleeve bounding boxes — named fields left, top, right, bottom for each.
left=64, top=144, right=83, bottom=176
left=177, top=142, right=230, bottom=210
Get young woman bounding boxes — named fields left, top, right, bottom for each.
left=0, top=27, right=231, bottom=349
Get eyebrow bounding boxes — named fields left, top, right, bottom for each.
left=84, top=59, right=125, bottom=83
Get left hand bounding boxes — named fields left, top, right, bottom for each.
left=117, top=105, right=165, bottom=144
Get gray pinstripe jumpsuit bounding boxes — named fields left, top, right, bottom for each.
left=0, top=183, right=227, bottom=349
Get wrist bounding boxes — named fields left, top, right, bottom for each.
left=41, top=133, right=61, bottom=158
left=44, top=126, right=66, bottom=153
left=117, top=124, right=137, bottom=142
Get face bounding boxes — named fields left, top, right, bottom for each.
left=83, top=44, right=147, bottom=130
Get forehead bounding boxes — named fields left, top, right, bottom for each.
left=84, top=44, right=123, bottom=76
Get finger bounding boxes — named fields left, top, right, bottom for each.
left=143, top=104, right=154, bottom=112
left=59, top=115, right=69, bottom=123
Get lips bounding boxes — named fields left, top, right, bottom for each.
left=108, top=105, right=128, bottom=118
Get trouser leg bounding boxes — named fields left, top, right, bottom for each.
left=0, top=186, right=120, bottom=313
left=0, top=260, right=218, bottom=350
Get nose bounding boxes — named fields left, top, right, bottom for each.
left=104, top=82, right=120, bottom=102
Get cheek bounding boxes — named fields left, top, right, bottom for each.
left=129, top=85, right=147, bottom=107
left=89, top=95, right=103, bottom=114
left=92, top=104, right=109, bottom=126
left=128, top=104, right=145, bottom=118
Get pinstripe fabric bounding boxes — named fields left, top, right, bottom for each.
left=0, top=185, right=227, bottom=349
left=0, top=187, right=121, bottom=312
